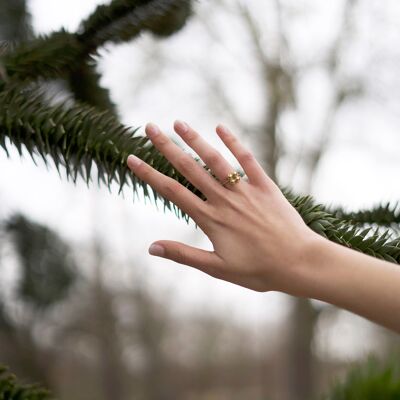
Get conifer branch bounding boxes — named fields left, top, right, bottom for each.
left=0, top=366, right=52, bottom=400
left=2, top=30, right=83, bottom=82
left=0, top=83, right=201, bottom=219
left=1, top=0, right=192, bottom=84
left=328, top=201, right=400, bottom=229
left=79, top=0, right=192, bottom=50
left=284, top=190, right=400, bottom=264
left=66, top=61, right=116, bottom=113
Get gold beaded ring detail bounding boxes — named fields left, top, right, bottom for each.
left=224, top=171, right=241, bottom=186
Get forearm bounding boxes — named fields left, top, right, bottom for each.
left=302, top=236, right=400, bottom=333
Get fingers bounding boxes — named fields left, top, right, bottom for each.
left=127, top=154, right=205, bottom=219
left=149, top=240, right=225, bottom=278
left=215, top=124, right=268, bottom=187
left=145, top=123, right=221, bottom=197
left=174, top=120, right=238, bottom=187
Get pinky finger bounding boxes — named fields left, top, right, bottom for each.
left=215, top=124, right=269, bottom=187
left=149, top=240, right=224, bottom=279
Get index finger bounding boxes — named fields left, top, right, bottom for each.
left=127, top=154, right=207, bottom=221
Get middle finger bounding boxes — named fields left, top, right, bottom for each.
left=145, top=123, right=222, bottom=198
left=173, top=120, right=242, bottom=190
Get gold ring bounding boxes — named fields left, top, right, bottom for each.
left=224, top=171, right=241, bottom=186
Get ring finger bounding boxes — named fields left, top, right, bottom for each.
left=173, top=120, right=244, bottom=190
left=145, top=123, right=222, bottom=198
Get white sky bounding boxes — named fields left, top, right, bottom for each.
left=1, top=0, right=400, bottom=358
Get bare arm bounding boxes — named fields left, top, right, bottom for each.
left=127, top=121, right=400, bottom=333
left=303, top=237, right=400, bottom=332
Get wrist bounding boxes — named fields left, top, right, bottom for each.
left=281, top=231, right=333, bottom=298
left=294, top=233, right=354, bottom=303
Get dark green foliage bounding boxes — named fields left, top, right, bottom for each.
left=323, top=357, right=400, bottom=400
left=66, top=61, right=116, bottom=112
left=0, top=366, right=52, bottom=400
left=2, top=30, right=84, bottom=82
left=0, top=83, right=203, bottom=218
left=1, top=0, right=192, bottom=85
left=5, top=214, right=76, bottom=309
left=79, top=0, right=192, bottom=49
left=0, top=0, right=198, bottom=221
left=284, top=190, right=400, bottom=264
left=330, top=201, right=400, bottom=230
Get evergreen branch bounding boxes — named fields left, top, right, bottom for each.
left=2, top=32, right=117, bottom=110
left=0, top=366, right=52, bottom=400
left=328, top=201, right=400, bottom=229
left=284, top=189, right=400, bottom=264
left=66, top=58, right=116, bottom=113
left=2, top=30, right=83, bottom=81
left=79, top=0, right=192, bottom=50
left=0, top=83, right=202, bottom=219
left=5, top=213, right=77, bottom=309
left=2, top=0, right=192, bottom=83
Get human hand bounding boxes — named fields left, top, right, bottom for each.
left=127, top=121, right=321, bottom=295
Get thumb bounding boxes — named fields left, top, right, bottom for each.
left=149, top=240, right=223, bottom=278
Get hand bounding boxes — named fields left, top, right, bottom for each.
left=127, top=121, right=321, bottom=295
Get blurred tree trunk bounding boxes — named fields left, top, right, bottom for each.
left=286, top=298, right=318, bottom=400
left=232, top=3, right=317, bottom=399
left=93, top=276, right=127, bottom=400
left=0, top=0, right=32, bottom=42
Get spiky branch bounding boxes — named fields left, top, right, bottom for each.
left=328, top=201, right=400, bottom=229
left=0, top=83, right=201, bottom=219
left=1, top=0, right=191, bottom=83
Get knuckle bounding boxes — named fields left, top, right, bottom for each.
left=175, top=247, right=187, bottom=262
left=194, top=203, right=212, bottom=223
left=238, top=150, right=254, bottom=164
left=154, top=134, right=169, bottom=147
left=176, top=155, right=195, bottom=174
left=205, top=205, right=226, bottom=227
left=137, top=163, right=151, bottom=179
left=183, top=128, right=197, bottom=142
left=204, top=150, right=222, bottom=167
left=163, top=180, right=182, bottom=198
left=206, top=263, right=225, bottom=279
left=225, top=134, right=237, bottom=146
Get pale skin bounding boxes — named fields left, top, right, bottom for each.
left=127, top=121, right=400, bottom=333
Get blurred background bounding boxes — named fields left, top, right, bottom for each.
left=1, top=0, right=400, bottom=399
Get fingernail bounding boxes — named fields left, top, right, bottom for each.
left=127, top=154, right=142, bottom=168
left=216, top=124, right=227, bottom=133
left=149, top=243, right=165, bottom=257
left=146, top=122, right=160, bottom=138
left=175, top=120, right=189, bottom=134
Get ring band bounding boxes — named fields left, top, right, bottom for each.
left=224, top=171, right=241, bottom=186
